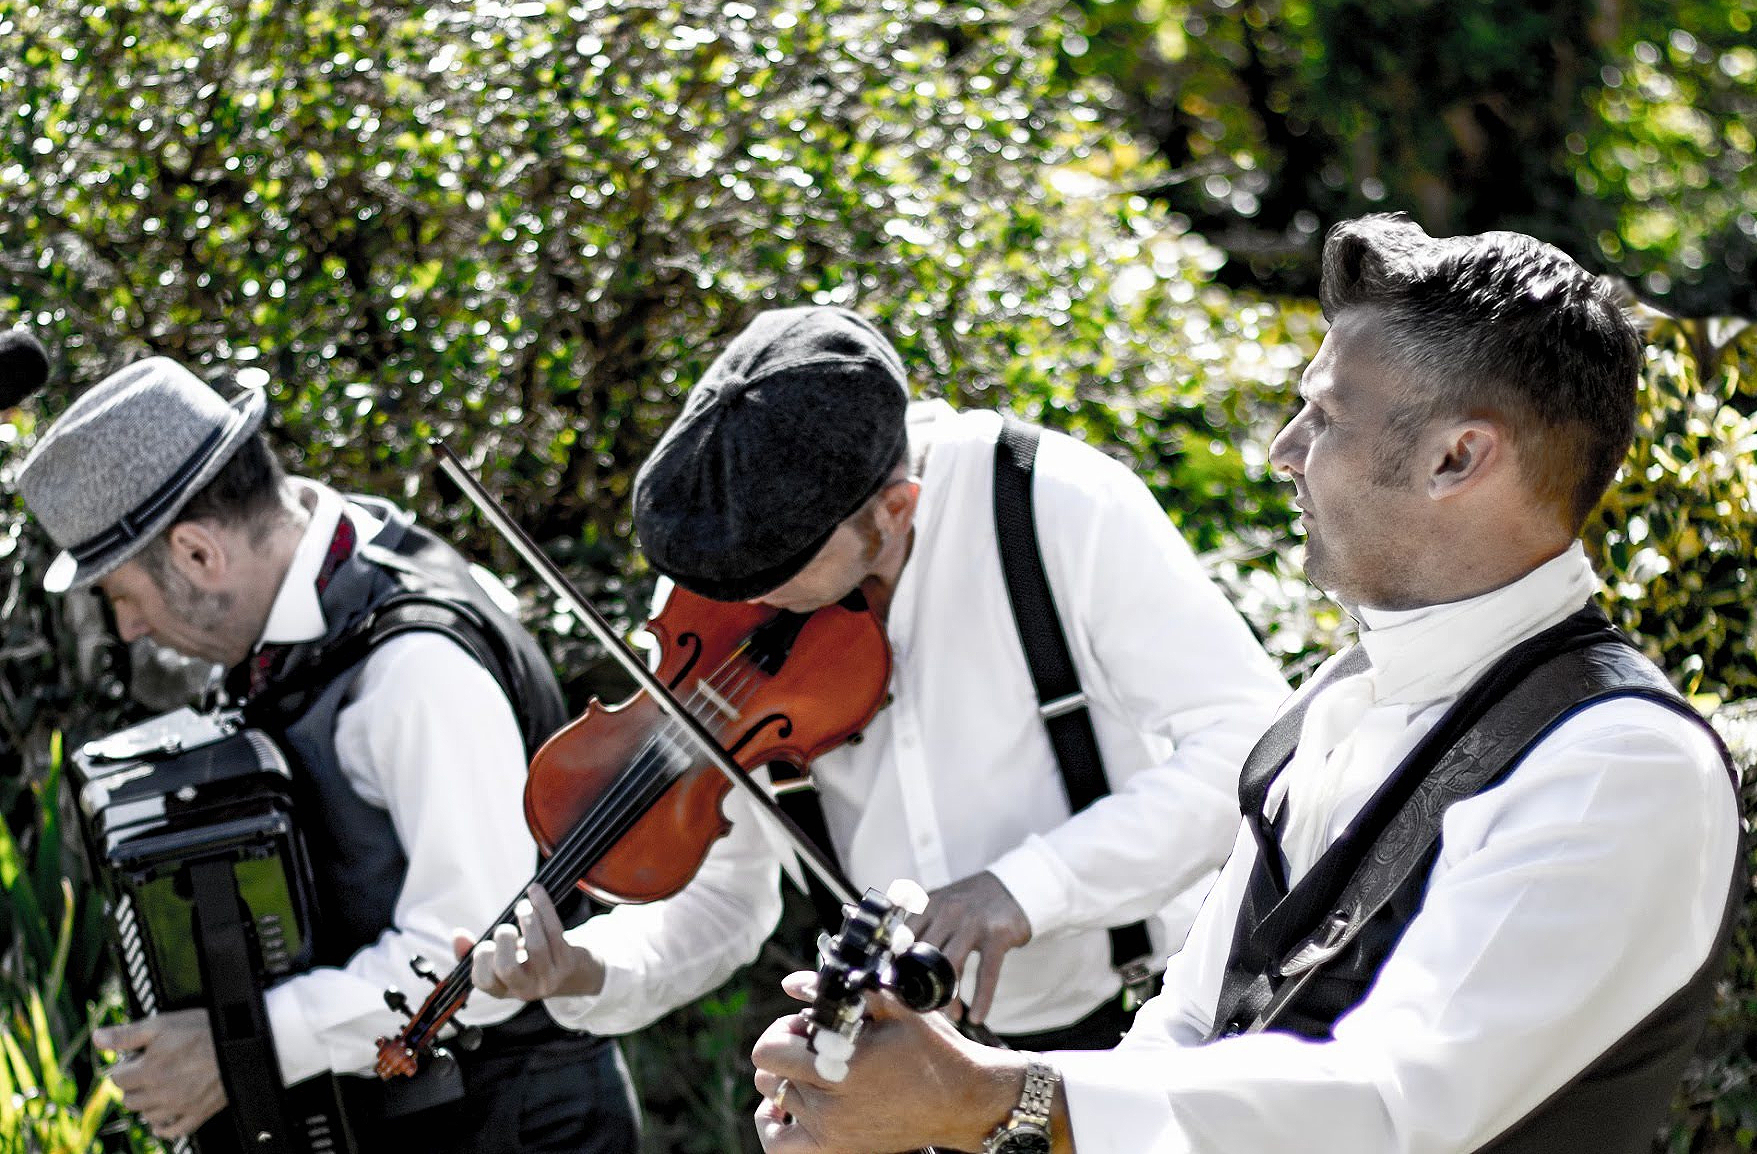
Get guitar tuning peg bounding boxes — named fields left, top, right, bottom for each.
left=891, top=941, right=957, bottom=1013
left=884, top=878, right=929, bottom=917
left=813, top=1030, right=855, bottom=1082
left=384, top=988, right=412, bottom=1018
left=411, top=955, right=440, bottom=985
left=814, top=1030, right=854, bottom=1064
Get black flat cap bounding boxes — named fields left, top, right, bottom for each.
left=633, top=306, right=910, bottom=601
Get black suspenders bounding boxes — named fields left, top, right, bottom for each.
left=993, top=416, right=1158, bottom=1007
left=778, top=416, right=1159, bottom=1009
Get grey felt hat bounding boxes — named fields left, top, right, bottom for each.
left=16, top=356, right=266, bottom=593
left=633, top=306, right=910, bottom=601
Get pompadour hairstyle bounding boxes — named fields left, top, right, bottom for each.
left=1319, top=213, right=1642, bottom=531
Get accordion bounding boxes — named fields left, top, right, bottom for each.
left=72, top=707, right=355, bottom=1154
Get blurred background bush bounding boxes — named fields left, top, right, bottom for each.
left=0, top=1, right=1752, bottom=1151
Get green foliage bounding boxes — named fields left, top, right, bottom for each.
left=1674, top=702, right=1757, bottom=1153
left=1, top=0, right=1304, bottom=683
left=0, top=742, right=123, bottom=1154
left=0, top=741, right=116, bottom=1074
left=1058, top=0, right=1757, bottom=315
left=1589, top=317, right=1757, bottom=702
left=1581, top=2, right=1757, bottom=315
left=0, top=988, right=122, bottom=1154
left=0, top=2, right=1753, bottom=1152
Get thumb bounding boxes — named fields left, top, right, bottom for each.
left=863, top=986, right=919, bottom=1023
left=452, top=929, right=478, bottom=962
left=779, top=970, right=819, bottom=1004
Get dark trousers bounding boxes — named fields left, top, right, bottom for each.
left=347, top=1032, right=640, bottom=1154
left=997, top=990, right=1142, bottom=1052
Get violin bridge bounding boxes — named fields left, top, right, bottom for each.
left=696, top=683, right=742, bottom=723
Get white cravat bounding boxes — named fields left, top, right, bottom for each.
left=1277, top=542, right=1602, bottom=880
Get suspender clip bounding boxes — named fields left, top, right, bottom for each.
left=1117, top=957, right=1159, bottom=1012
left=1038, top=692, right=1088, bottom=721
left=1279, top=910, right=1352, bottom=978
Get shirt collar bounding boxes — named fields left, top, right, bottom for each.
left=1353, top=540, right=1600, bottom=707
left=256, top=480, right=383, bottom=648
left=883, top=402, right=956, bottom=634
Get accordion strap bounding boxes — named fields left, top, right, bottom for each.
left=189, top=857, right=294, bottom=1154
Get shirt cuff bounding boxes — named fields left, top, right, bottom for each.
left=264, top=980, right=330, bottom=1085
left=1054, top=1048, right=1188, bottom=1154
left=540, top=959, right=627, bottom=1033
left=987, top=833, right=1075, bottom=937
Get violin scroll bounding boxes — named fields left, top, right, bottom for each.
left=807, top=880, right=958, bottom=1081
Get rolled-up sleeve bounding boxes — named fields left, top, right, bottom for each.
left=990, top=451, right=1288, bottom=938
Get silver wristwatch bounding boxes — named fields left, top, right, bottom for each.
left=982, top=1055, right=1059, bottom=1154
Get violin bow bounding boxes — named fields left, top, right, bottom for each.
left=431, top=438, right=861, bottom=907
left=431, top=439, right=1004, bottom=1052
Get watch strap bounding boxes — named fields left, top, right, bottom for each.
left=982, top=1055, right=1059, bottom=1152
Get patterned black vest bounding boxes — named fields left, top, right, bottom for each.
left=1212, top=607, right=1741, bottom=1153
left=240, top=495, right=568, bottom=964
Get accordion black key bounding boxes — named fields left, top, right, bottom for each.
left=72, top=707, right=355, bottom=1154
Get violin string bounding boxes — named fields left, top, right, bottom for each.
left=524, top=653, right=771, bottom=898
left=409, top=638, right=781, bottom=1034
left=415, top=666, right=755, bottom=1030
left=528, top=637, right=770, bottom=887
left=411, top=659, right=756, bottom=1035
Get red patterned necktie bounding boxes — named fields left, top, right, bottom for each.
left=246, top=515, right=359, bottom=697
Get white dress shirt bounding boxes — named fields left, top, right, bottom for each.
left=547, top=404, right=1287, bottom=1035
left=1057, top=546, right=1740, bottom=1152
left=260, top=481, right=539, bottom=1083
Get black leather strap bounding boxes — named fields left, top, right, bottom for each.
left=1210, top=608, right=1690, bottom=1038
left=189, top=856, right=294, bottom=1154
left=1210, top=644, right=1370, bottom=1031
left=992, top=416, right=1154, bottom=990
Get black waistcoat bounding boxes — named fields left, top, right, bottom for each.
left=240, top=495, right=568, bottom=965
left=1212, top=607, right=1741, bottom=1154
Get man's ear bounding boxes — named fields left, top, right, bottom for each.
left=162, top=521, right=231, bottom=590
left=1427, top=420, right=1502, bottom=501
left=875, top=476, right=922, bottom=534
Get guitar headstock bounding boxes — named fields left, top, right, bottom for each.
left=806, top=879, right=957, bottom=1081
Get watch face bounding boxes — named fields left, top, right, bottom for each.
left=996, top=1128, right=1052, bottom=1154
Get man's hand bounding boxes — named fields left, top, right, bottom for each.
left=455, top=883, right=606, bottom=1000
left=911, top=870, right=1033, bottom=1024
left=94, top=1008, right=227, bottom=1139
left=750, top=972, right=1026, bottom=1154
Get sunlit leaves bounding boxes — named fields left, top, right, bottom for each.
left=1062, top=0, right=1756, bottom=316
left=1579, top=1, right=1757, bottom=313
left=2, top=0, right=1318, bottom=677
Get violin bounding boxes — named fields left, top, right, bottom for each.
left=522, top=587, right=890, bottom=902
left=376, top=443, right=890, bottom=1079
